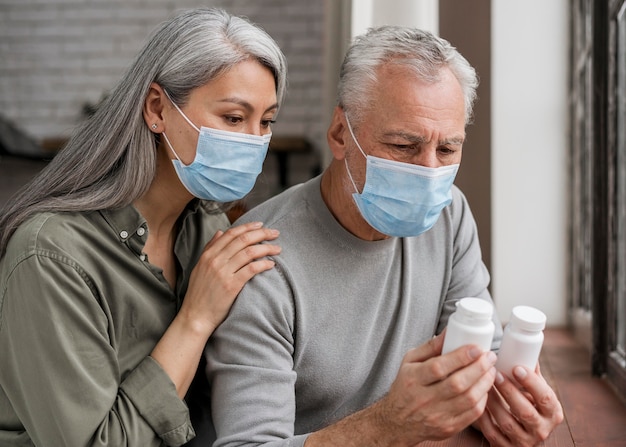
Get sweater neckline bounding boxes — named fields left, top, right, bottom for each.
left=305, top=176, right=399, bottom=255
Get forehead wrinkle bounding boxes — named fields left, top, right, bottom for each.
left=381, top=131, right=465, bottom=146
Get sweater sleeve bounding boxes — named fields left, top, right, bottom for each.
left=206, top=265, right=308, bottom=447
left=0, top=253, right=194, bottom=447
left=437, top=187, right=503, bottom=349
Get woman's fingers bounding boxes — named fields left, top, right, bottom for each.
left=181, top=222, right=282, bottom=332
left=204, top=222, right=278, bottom=255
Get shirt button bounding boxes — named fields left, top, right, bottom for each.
left=137, top=227, right=146, bottom=236
left=120, top=230, right=129, bottom=239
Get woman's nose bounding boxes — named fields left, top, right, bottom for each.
left=244, top=124, right=266, bottom=137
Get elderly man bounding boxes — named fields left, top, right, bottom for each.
left=205, top=26, right=563, bottom=447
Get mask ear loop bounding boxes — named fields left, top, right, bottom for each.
left=161, top=132, right=183, bottom=163
left=343, top=113, right=369, bottom=194
left=163, top=89, right=201, bottom=132
left=161, top=88, right=200, bottom=164
left=344, top=113, right=368, bottom=159
left=344, top=159, right=359, bottom=193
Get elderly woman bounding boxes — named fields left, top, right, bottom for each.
left=0, top=8, right=286, bottom=446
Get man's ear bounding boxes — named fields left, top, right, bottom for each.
left=143, top=82, right=167, bottom=133
left=326, top=106, right=349, bottom=161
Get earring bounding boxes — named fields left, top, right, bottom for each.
left=151, top=123, right=158, bottom=130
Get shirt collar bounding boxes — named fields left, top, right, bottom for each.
left=100, top=205, right=148, bottom=256
left=99, top=200, right=206, bottom=256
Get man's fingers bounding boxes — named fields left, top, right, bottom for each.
left=485, top=386, right=526, bottom=438
left=424, top=347, right=496, bottom=385
left=493, top=367, right=563, bottom=444
left=474, top=409, right=513, bottom=446
left=511, top=366, right=563, bottom=418
left=403, top=332, right=446, bottom=364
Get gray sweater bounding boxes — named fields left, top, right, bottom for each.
left=205, top=176, right=502, bottom=447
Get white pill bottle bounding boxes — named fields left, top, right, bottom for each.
left=495, top=305, right=546, bottom=379
left=441, top=297, right=495, bottom=354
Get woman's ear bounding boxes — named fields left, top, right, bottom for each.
left=143, top=82, right=166, bottom=133
left=326, top=106, right=349, bottom=161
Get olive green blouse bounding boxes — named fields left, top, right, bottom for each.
left=0, top=202, right=229, bottom=446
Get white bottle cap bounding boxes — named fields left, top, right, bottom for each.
left=510, top=306, right=546, bottom=331
left=456, top=297, right=493, bottom=320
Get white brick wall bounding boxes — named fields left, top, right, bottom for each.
left=0, top=0, right=325, bottom=152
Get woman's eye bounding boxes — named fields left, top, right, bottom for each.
left=224, top=116, right=243, bottom=125
left=261, top=119, right=276, bottom=129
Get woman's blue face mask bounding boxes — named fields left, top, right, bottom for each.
left=344, top=114, right=459, bottom=238
left=162, top=90, right=271, bottom=202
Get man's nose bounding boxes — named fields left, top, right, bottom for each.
left=412, top=148, right=439, bottom=168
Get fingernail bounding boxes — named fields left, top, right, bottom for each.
left=495, top=371, right=504, bottom=384
left=469, top=347, right=482, bottom=360
left=486, top=351, right=497, bottom=364
left=253, top=222, right=263, bottom=228
left=513, top=366, right=527, bottom=380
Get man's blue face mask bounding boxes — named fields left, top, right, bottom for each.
left=162, top=89, right=271, bottom=202
left=344, top=114, right=459, bottom=238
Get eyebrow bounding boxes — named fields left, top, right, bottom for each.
left=218, top=97, right=279, bottom=114
left=382, top=131, right=465, bottom=146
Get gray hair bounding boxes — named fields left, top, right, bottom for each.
left=0, top=8, right=287, bottom=256
left=337, top=25, right=478, bottom=125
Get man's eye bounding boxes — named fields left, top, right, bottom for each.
left=438, top=147, right=457, bottom=155
left=391, top=144, right=415, bottom=151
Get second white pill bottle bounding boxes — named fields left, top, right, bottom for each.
left=441, top=297, right=495, bottom=354
left=495, top=305, right=546, bottom=379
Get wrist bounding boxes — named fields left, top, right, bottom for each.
left=174, top=308, right=217, bottom=340
left=369, top=398, right=419, bottom=447
left=306, top=398, right=418, bottom=447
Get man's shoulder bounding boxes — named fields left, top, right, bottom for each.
left=237, top=177, right=319, bottom=228
left=450, top=184, right=468, bottom=205
left=447, top=184, right=472, bottom=217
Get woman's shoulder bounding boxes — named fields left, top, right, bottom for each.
left=3, top=211, right=99, bottom=265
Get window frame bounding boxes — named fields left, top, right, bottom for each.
left=569, top=0, right=626, bottom=404
left=606, top=0, right=626, bottom=401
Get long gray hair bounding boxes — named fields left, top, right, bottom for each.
left=337, top=25, right=478, bottom=125
left=0, top=8, right=287, bottom=257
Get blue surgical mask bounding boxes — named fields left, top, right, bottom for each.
left=344, top=115, right=459, bottom=237
left=162, top=90, right=271, bottom=202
